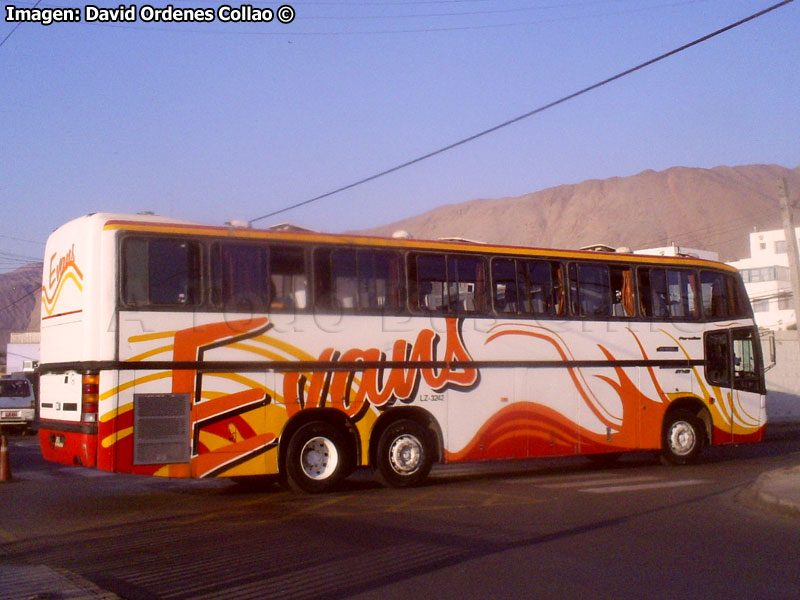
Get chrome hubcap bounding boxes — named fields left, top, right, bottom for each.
left=300, top=436, right=339, bottom=480
left=668, top=421, right=696, bottom=456
left=388, top=434, right=423, bottom=474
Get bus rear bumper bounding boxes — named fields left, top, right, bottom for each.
left=38, top=421, right=98, bottom=468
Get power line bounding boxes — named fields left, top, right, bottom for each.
left=0, top=286, right=40, bottom=315
left=250, top=0, right=794, bottom=225
left=0, top=0, right=42, bottom=50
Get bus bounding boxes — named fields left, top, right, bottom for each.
left=38, top=212, right=766, bottom=492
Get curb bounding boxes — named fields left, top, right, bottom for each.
left=751, top=466, right=800, bottom=521
left=0, top=565, right=119, bottom=600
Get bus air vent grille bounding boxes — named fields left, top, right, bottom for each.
left=133, top=393, right=191, bottom=465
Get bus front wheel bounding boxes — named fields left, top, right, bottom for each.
left=374, top=419, right=433, bottom=488
left=660, top=410, right=705, bottom=466
left=285, top=422, right=349, bottom=493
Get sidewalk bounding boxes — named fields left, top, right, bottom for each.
left=748, top=390, right=800, bottom=520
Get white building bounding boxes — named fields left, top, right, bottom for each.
left=728, top=228, right=797, bottom=330
left=634, top=243, right=719, bottom=262
left=5, top=331, right=40, bottom=374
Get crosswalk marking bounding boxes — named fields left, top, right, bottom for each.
left=501, top=471, right=711, bottom=494
left=14, top=468, right=113, bottom=481
left=14, top=471, right=52, bottom=481
left=537, top=475, right=660, bottom=489
left=581, top=479, right=708, bottom=494
left=499, top=471, right=628, bottom=485
left=60, top=467, right=112, bottom=478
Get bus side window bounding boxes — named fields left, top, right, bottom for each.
left=122, top=238, right=148, bottom=306
left=519, top=260, right=562, bottom=317
left=492, top=259, right=517, bottom=314
left=448, top=255, right=488, bottom=314
left=610, top=266, right=635, bottom=317
left=665, top=269, right=698, bottom=319
left=271, top=246, right=307, bottom=310
left=728, top=273, right=750, bottom=317
left=732, top=328, right=762, bottom=393
left=701, top=271, right=729, bottom=319
left=211, top=243, right=269, bottom=312
left=314, top=248, right=357, bottom=310
left=639, top=268, right=698, bottom=320
left=122, top=237, right=200, bottom=307
left=704, top=331, right=730, bottom=387
left=638, top=268, right=666, bottom=318
left=358, top=250, right=404, bottom=312
left=569, top=263, right=611, bottom=317
left=150, top=239, right=200, bottom=305
left=409, top=253, right=446, bottom=312
left=410, top=253, right=487, bottom=314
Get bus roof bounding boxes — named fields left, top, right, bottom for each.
left=70, top=212, right=736, bottom=272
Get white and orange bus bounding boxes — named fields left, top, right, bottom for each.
left=38, top=212, right=766, bottom=492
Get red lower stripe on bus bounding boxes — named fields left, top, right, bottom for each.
left=38, top=427, right=98, bottom=468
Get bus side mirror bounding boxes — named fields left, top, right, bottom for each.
left=761, top=330, right=776, bottom=372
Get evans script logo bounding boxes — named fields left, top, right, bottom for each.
left=43, top=243, right=83, bottom=316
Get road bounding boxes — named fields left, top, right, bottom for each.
left=2, top=430, right=800, bottom=600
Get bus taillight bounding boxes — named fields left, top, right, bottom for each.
left=81, top=373, right=100, bottom=422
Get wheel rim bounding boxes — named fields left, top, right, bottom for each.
left=668, top=421, right=696, bottom=456
left=299, top=436, right=339, bottom=480
left=388, top=434, right=423, bottom=475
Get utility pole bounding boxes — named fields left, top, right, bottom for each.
left=778, top=177, right=800, bottom=342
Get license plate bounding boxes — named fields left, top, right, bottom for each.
left=1, top=411, right=21, bottom=418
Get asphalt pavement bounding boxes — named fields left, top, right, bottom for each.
left=2, top=397, right=800, bottom=600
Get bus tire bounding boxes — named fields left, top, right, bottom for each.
left=660, top=410, right=705, bottom=466
left=374, top=419, right=432, bottom=488
left=284, top=422, right=349, bottom=493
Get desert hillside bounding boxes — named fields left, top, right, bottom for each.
left=0, top=263, right=42, bottom=365
left=357, top=164, right=800, bottom=262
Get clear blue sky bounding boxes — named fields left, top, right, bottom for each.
left=1, top=0, right=798, bottom=272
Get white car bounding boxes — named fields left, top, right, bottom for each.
left=0, top=377, right=36, bottom=435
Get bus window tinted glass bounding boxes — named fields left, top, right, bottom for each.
left=732, top=328, right=762, bottom=393
left=493, top=259, right=564, bottom=317
left=705, top=331, right=730, bottom=387
left=701, top=271, right=747, bottom=319
left=492, top=259, right=517, bottom=314
left=639, top=268, right=698, bottom=319
left=521, top=261, right=564, bottom=316
left=271, top=247, right=307, bottom=310
left=122, top=237, right=200, bottom=307
left=570, top=264, right=611, bottom=317
left=122, top=238, right=148, bottom=305
left=211, top=244, right=268, bottom=311
left=610, top=266, right=635, bottom=317
left=410, top=253, right=487, bottom=314
left=413, top=254, right=447, bottom=312
left=448, top=255, right=488, bottom=313
left=357, top=250, right=404, bottom=311
left=315, top=248, right=403, bottom=312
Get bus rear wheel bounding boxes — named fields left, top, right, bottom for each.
left=285, top=422, right=349, bottom=493
left=374, top=419, right=433, bottom=488
left=660, top=410, right=705, bottom=465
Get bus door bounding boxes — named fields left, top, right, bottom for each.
left=704, top=328, right=764, bottom=444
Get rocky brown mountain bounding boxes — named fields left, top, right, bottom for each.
left=0, top=263, right=41, bottom=367
left=357, top=164, right=800, bottom=262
